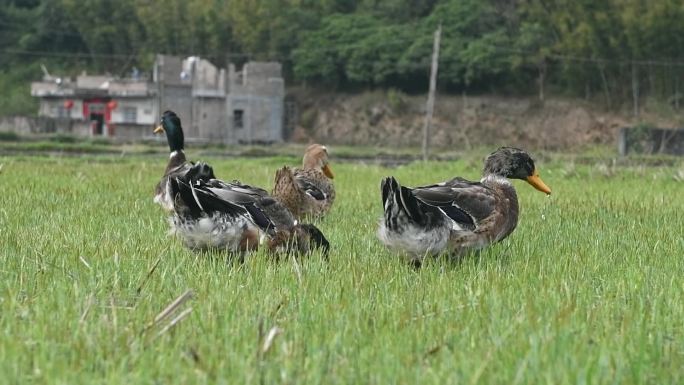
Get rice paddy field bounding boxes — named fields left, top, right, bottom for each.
left=0, top=151, right=683, bottom=384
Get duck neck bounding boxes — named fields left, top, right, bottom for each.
left=167, top=149, right=187, bottom=170
left=302, top=157, right=319, bottom=170
left=170, top=149, right=185, bottom=159
left=165, top=127, right=184, bottom=153
left=480, top=174, right=518, bottom=202
left=480, top=173, right=520, bottom=240
left=480, top=174, right=512, bottom=188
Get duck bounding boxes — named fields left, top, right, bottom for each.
left=167, top=163, right=330, bottom=257
left=153, top=110, right=215, bottom=212
left=272, top=144, right=335, bottom=219
left=378, top=147, right=551, bottom=264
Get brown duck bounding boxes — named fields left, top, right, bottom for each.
left=272, top=144, right=335, bottom=219
left=378, top=147, right=551, bottom=263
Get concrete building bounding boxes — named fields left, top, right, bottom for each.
left=30, top=55, right=285, bottom=143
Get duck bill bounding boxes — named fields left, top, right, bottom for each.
left=322, top=164, right=334, bottom=179
left=153, top=125, right=165, bottom=134
left=526, top=171, right=551, bottom=195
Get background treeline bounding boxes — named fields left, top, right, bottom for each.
left=2, top=0, right=684, bottom=115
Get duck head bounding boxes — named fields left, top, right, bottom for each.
left=154, top=110, right=184, bottom=153
left=267, top=223, right=330, bottom=258
left=302, top=144, right=334, bottom=179
left=296, top=223, right=330, bottom=257
left=483, top=147, right=551, bottom=195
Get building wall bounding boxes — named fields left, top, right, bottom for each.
left=111, top=123, right=150, bottom=140
left=0, top=115, right=150, bottom=139
left=70, top=121, right=93, bottom=137
left=161, top=85, right=195, bottom=137
left=0, top=116, right=39, bottom=134
left=40, top=97, right=159, bottom=127
left=110, top=98, right=157, bottom=125
left=190, top=58, right=225, bottom=93
left=196, top=98, right=226, bottom=142
left=39, top=98, right=85, bottom=120
left=227, top=95, right=283, bottom=143
left=155, top=55, right=186, bottom=86
left=31, top=56, right=285, bottom=143
left=226, top=62, right=284, bottom=144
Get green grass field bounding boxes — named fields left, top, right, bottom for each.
left=0, top=152, right=682, bottom=384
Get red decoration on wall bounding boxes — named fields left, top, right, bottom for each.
left=63, top=99, right=74, bottom=109
left=83, top=98, right=106, bottom=120
left=107, top=100, right=118, bottom=110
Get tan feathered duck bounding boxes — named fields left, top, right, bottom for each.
left=378, top=147, right=551, bottom=264
left=272, top=144, right=335, bottom=219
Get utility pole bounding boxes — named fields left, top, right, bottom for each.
left=422, top=24, right=441, bottom=162
left=631, top=61, right=639, bottom=118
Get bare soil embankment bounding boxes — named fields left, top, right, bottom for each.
left=288, top=89, right=679, bottom=151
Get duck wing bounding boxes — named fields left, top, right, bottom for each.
left=155, top=161, right=215, bottom=209
left=206, top=178, right=298, bottom=228
left=411, top=177, right=498, bottom=231
left=295, top=178, right=326, bottom=200
left=202, top=179, right=269, bottom=203
left=171, top=177, right=276, bottom=235
left=293, top=169, right=328, bottom=200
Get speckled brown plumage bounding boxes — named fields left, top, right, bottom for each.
left=272, top=144, right=335, bottom=220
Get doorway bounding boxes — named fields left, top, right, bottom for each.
left=90, top=113, right=104, bottom=136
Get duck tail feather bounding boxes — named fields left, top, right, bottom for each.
left=381, top=176, right=426, bottom=229
left=399, top=185, right=424, bottom=225
left=184, top=161, right=215, bottom=183
left=381, top=176, right=396, bottom=209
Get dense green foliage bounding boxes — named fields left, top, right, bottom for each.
left=0, top=153, right=683, bottom=383
left=2, top=0, right=684, bottom=114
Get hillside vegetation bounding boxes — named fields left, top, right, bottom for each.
left=2, top=0, right=684, bottom=116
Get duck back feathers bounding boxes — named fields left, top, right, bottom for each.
left=167, top=172, right=330, bottom=256
left=154, top=160, right=216, bottom=212
left=378, top=177, right=450, bottom=259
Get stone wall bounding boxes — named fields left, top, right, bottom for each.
left=0, top=116, right=39, bottom=135
left=226, top=62, right=285, bottom=144
left=196, top=97, right=226, bottom=142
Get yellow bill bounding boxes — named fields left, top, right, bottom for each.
left=322, top=164, right=334, bottom=179
left=153, top=125, right=164, bottom=134
left=526, top=169, right=551, bottom=195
